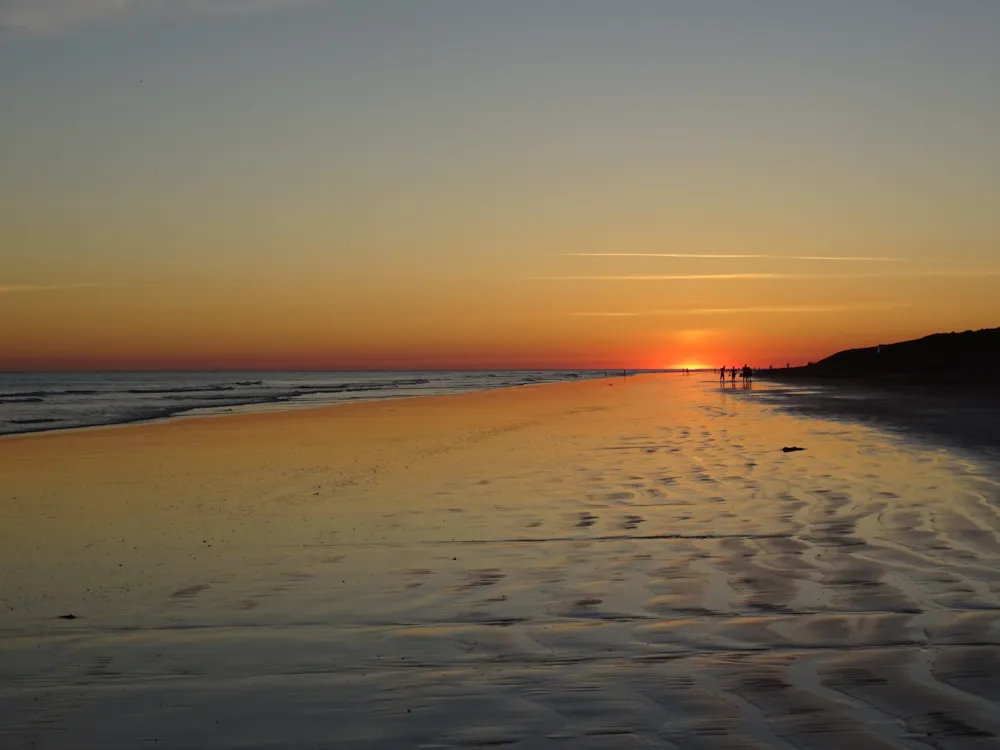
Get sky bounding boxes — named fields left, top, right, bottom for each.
left=2, top=0, right=999, bottom=370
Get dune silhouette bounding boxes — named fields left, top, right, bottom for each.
left=766, top=328, right=1000, bottom=386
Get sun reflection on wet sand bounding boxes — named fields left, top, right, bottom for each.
left=2, top=375, right=999, bottom=748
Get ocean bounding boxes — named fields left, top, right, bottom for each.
left=0, top=370, right=625, bottom=436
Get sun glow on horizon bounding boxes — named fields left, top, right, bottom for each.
left=671, top=362, right=712, bottom=372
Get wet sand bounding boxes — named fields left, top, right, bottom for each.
left=2, top=375, right=1000, bottom=749
left=749, top=379, right=1000, bottom=462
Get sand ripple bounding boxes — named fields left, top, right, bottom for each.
left=2, top=376, right=999, bottom=748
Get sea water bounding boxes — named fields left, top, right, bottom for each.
left=0, top=370, right=623, bottom=436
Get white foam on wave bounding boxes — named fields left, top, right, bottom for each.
left=0, top=370, right=618, bottom=436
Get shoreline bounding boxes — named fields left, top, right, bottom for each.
left=0, top=371, right=627, bottom=442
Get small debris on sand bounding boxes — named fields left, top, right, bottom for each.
left=782, top=446, right=805, bottom=453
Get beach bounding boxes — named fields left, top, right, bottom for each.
left=750, top=378, right=1000, bottom=462
left=2, top=374, right=1000, bottom=749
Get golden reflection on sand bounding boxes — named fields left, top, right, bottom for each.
left=2, top=375, right=1000, bottom=748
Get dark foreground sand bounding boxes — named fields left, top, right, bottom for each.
left=2, top=375, right=999, bottom=749
left=750, top=379, right=1000, bottom=461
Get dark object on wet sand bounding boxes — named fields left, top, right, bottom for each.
left=56, top=614, right=77, bottom=620
left=782, top=446, right=805, bottom=453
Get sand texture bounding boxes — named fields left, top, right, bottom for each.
left=2, top=375, right=1000, bottom=749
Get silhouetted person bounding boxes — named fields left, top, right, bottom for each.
left=719, top=366, right=726, bottom=382
left=730, top=366, right=737, bottom=384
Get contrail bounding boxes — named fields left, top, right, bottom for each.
left=534, top=273, right=802, bottom=281
left=561, top=253, right=908, bottom=262
left=568, top=302, right=912, bottom=317
left=531, top=270, right=1000, bottom=281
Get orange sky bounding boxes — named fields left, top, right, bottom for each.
left=4, top=269, right=998, bottom=370
left=3, top=3, right=999, bottom=370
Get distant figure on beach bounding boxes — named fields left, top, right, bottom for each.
left=730, top=366, right=737, bottom=384
left=719, top=366, right=726, bottom=383
left=741, top=364, right=752, bottom=385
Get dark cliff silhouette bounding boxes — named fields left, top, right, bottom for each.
left=762, top=328, right=1000, bottom=388
left=752, top=327, right=1000, bottom=453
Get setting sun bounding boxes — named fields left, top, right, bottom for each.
left=671, top=362, right=713, bottom=371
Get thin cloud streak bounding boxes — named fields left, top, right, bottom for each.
left=0, top=283, right=99, bottom=294
left=532, top=270, right=1000, bottom=281
left=0, top=0, right=316, bottom=32
left=563, top=253, right=908, bottom=262
left=537, top=274, right=799, bottom=281
left=569, top=303, right=913, bottom=317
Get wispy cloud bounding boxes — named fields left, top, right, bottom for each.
left=563, top=253, right=908, bottom=262
left=0, top=283, right=98, bottom=294
left=569, top=303, right=912, bottom=317
left=531, top=270, right=1000, bottom=281
left=537, top=273, right=800, bottom=281
left=0, top=0, right=316, bottom=32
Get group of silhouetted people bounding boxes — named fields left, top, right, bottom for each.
left=719, top=364, right=753, bottom=386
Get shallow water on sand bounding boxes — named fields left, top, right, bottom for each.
left=2, top=376, right=1000, bottom=749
